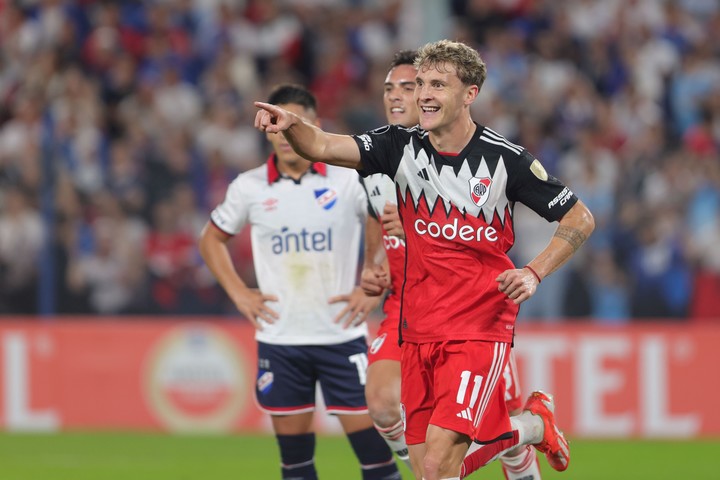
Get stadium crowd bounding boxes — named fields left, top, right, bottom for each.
left=0, top=0, right=718, bottom=321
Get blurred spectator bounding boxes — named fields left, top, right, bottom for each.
left=628, top=211, right=692, bottom=318
left=144, top=197, right=197, bottom=313
left=0, top=185, right=44, bottom=313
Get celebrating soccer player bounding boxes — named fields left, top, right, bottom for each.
left=254, top=41, right=595, bottom=480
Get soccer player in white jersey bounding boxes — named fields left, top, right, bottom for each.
left=199, top=85, right=401, bottom=480
left=363, top=51, right=543, bottom=480
left=254, top=41, right=595, bottom=480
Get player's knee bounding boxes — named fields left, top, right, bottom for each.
left=366, top=387, right=400, bottom=425
left=423, top=448, right=461, bottom=479
left=422, top=452, right=444, bottom=479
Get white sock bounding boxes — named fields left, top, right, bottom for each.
left=501, top=446, right=541, bottom=480
left=510, top=411, right=544, bottom=446
left=375, top=420, right=411, bottom=469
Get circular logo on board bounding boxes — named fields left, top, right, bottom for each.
left=145, top=324, right=247, bottom=433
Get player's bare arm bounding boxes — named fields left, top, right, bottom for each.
left=381, top=202, right=404, bottom=239
left=361, top=216, right=390, bottom=297
left=496, top=200, right=595, bottom=304
left=329, top=287, right=383, bottom=329
left=254, top=101, right=363, bottom=170
left=198, top=222, right=279, bottom=329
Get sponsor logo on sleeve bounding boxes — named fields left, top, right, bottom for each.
left=547, top=187, right=574, bottom=209
left=358, top=134, right=373, bottom=151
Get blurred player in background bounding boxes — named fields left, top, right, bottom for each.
left=254, top=39, right=595, bottom=479
left=360, top=49, right=418, bottom=471
left=362, top=51, right=544, bottom=479
left=199, top=85, right=400, bottom=480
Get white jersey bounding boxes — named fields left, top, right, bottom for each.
left=362, top=173, right=397, bottom=217
left=211, top=157, right=368, bottom=345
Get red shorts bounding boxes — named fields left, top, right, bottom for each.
left=503, top=351, right=523, bottom=413
left=368, top=300, right=401, bottom=364
left=401, top=340, right=512, bottom=445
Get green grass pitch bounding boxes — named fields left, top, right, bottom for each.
left=0, top=432, right=717, bottom=479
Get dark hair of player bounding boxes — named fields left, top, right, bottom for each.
left=390, top=50, right=418, bottom=69
left=267, top=84, right=317, bottom=112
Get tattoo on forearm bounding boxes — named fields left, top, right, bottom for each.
left=554, top=226, right=587, bottom=252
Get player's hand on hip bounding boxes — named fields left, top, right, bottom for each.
left=496, top=268, right=538, bottom=305
left=360, top=264, right=390, bottom=296
left=254, top=102, right=295, bottom=134
left=329, top=287, right=381, bottom=329
left=233, top=288, right=279, bottom=330
left=381, top=202, right=404, bottom=239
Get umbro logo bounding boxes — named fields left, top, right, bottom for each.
left=262, top=197, right=278, bottom=212
left=417, top=168, right=430, bottom=181
left=370, top=185, right=381, bottom=197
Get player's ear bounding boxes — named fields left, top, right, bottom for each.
left=464, top=84, right=479, bottom=106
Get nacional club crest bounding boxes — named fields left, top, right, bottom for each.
left=314, top=188, right=338, bottom=210
left=468, top=177, right=492, bottom=207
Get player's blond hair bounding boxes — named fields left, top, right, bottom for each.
left=415, top=40, right=487, bottom=89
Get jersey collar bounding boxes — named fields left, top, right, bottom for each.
left=266, top=154, right=327, bottom=184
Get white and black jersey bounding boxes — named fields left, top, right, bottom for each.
left=353, top=124, right=577, bottom=344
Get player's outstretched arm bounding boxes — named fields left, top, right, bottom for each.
left=254, top=101, right=363, bottom=170
left=198, top=222, right=279, bottom=329
left=496, top=200, right=595, bottom=304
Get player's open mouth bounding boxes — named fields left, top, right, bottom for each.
left=421, top=106, right=439, bottom=113
left=390, top=107, right=405, bottom=113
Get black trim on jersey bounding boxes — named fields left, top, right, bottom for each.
left=397, top=185, right=407, bottom=347
left=472, top=430, right=515, bottom=445
left=354, top=124, right=423, bottom=179
left=417, top=124, right=511, bottom=180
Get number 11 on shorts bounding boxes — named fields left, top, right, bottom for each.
left=456, top=370, right=483, bottom=408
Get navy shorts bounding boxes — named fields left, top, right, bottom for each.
left=255, top=337, right=369, bottom=415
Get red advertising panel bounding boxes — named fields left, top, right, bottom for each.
left=0, top=318, right=717, bottom=438
left=512, top=323, right=720, bottom=438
